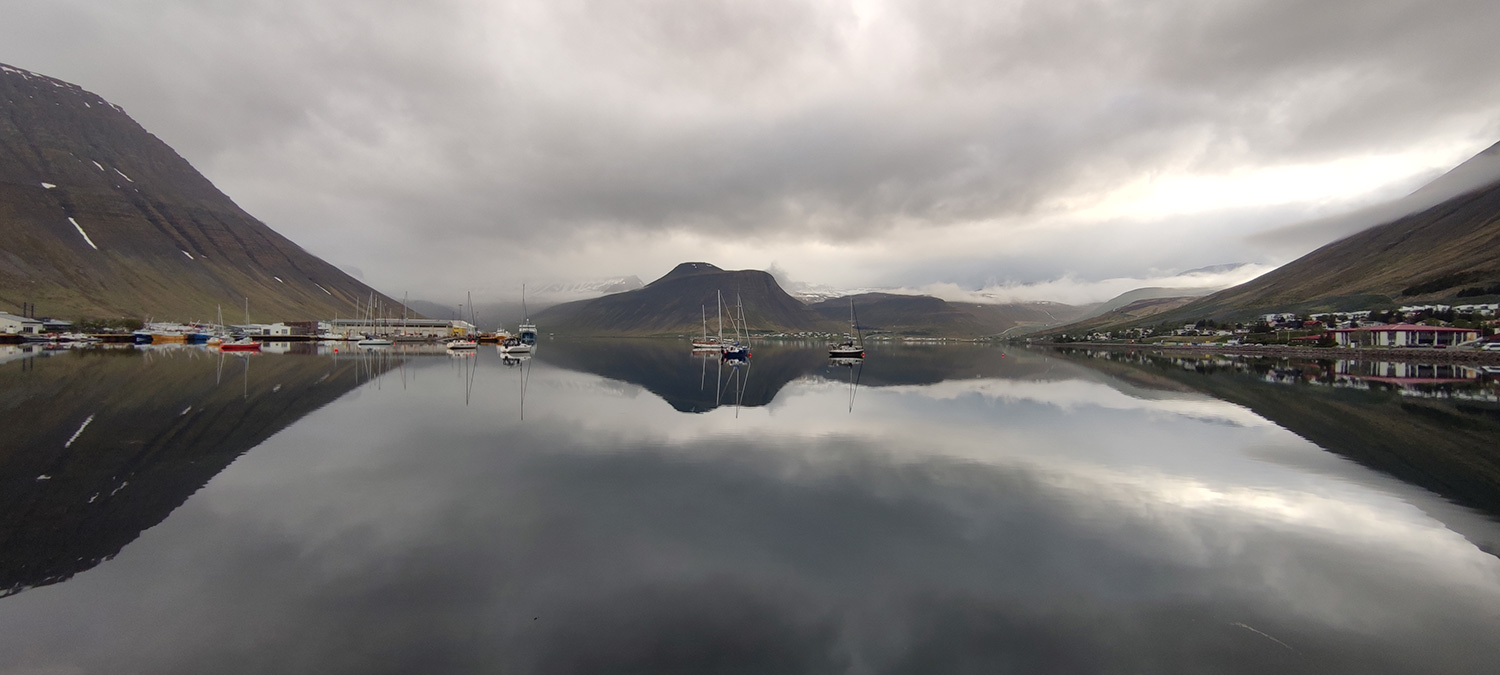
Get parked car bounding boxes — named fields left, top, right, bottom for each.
left=1483, top=341, right=1500, bottom=351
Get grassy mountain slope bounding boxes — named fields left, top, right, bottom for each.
left=0, top=63, right=398, bottom=321
left=1162, top=141, right=1500, bottom=322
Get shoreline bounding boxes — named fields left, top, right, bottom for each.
left=1032, top=341, right=1500, bottom=365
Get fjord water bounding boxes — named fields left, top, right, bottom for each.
left=2, top=342, right=1499, bottom=673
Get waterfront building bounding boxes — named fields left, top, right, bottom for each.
left=1328, top=323, right=1480, bottom=348
left=0, top=312, right=43, bottom=335
left=326, top=318, right=476, bottom=338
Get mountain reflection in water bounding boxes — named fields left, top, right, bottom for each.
left=0, top=344, right=400, bottom=597
left=0, top=340, right=1498, bottom=674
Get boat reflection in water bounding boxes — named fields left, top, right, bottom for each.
left=828, top=356, right=865, bottom=412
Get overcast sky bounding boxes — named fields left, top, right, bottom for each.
left=5, top=0, right=1500, bottom=304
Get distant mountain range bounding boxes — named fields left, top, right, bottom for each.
left=533, top=263, right=1093, bottom=338
left=811, top=292, right=1088, bottom=337
left=0, top=63, right=396, bottom=321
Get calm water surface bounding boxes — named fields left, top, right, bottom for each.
left=2, top=340, right=1499, bottom=674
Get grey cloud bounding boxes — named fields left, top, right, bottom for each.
left=4, top=0, right=1500, bottom=296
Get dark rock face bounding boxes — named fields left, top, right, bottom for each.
left=0, top=62, right=397, bottom=321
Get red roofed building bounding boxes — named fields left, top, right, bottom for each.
left=1329, top=323, right=1479, bottom=348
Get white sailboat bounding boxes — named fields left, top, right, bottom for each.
left=692, top=302, right=722, bottom=350
left=447, top=292, right=480, bottom=350
left=356, top=293, right=393, bottom=346
left=828, top=297, right=865, bottom=358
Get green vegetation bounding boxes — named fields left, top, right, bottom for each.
left=1401, top=272, right=1487, bottom=297
left=1456, top=283, right=1500, bottom=298
left=73, top=317, right=143, bottom=333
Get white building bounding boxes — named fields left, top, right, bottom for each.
left=0, top=312, right=43, bottom=335
left=1330, top=323, right=1479, bottom=348
left=327, top=318, right=476, bottom=338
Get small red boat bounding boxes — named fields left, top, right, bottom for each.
left=219, top=338, right=261, bottom=352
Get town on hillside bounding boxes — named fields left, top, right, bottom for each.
left=1045, top=302, right=1500, bottom=350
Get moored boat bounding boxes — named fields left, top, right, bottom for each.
left=828, top=297, right=865, bottom=358
left=499, top=336, right=533, bottom=353
left=219, top=337, right=260, bottom=352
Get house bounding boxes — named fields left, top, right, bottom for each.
left=239, top=323, right=295, bottom=337
left=1329, top=323, right=1480, bottom=348
left=0, top=312, right=44, bottom=335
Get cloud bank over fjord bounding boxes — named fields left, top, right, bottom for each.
left=4, top=0, right=1499, bottom=299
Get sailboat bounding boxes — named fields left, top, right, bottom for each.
left=356, top=293, right=393, bottom=346
left=447, top=292, right=480, bottom=351
left=692, top=302, right=722, bottom=350
left=395, top=292, right=429, bottom=342
left=221, top=298, right=260, bottom=352
left=720, top=291, right=750, bottom=360
left=828, top=297, right=865, bottom=358
left=517, top=284, right=538, bottom=345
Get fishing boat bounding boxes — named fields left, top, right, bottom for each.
left=828, top=297, right=865, bottom=358
left=518, top=284, right=538, bottom=345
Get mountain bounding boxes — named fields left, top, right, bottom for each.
left=809, top=293, right=1088, bottom=337
left=1040, top=296, right=1201, bottom=336
left=533, top=262, right=838, bottom=336
left=529, top=276, right=645, bottom=300
left=0, top=63, right=397, bottom=321
left=408, top=277, right=646, bottom=332
left=1074, top=286, right=1219, bottom=322
left=1165, top=141, right=1500, bottom=321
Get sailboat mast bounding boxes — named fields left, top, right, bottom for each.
left=717, top=291, right=724, bottom=341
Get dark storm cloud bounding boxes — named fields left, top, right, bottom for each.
left=3, top=0, right=1499, bottom=293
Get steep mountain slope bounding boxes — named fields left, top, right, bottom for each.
left=0, top=63, right=397, bottom=321
left=1165, top=140, right=1500, bottom=321
left=534, top=262, right=839, bottom=336
left=1074, top=286, right=1218, bottom=322
left=1043, top=296, right=1200, bottom=336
